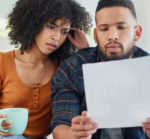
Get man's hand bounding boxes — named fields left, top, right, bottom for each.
left=68, top=28, right=89, bottom=50
left=70, top=111, right=98, bottom=139
left=0, top=114, right=13, bottom=136
left=143, top=117, right=150, bottom=138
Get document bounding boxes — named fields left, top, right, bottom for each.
left=83, top=56, right=150, bottom=128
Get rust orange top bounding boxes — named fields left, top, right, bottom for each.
left=0, top=51, right=57, bottom=138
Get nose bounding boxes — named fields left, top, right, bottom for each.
left=51, top=31, right=60, bottom=41
left=108, top=27, right=119, bottom=41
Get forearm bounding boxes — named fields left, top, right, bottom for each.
left=52, top=125, right=74, bottom=139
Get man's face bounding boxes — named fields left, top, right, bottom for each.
left=94, top=7, right=142, bottom=61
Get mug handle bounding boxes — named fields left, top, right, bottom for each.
left=0, top=118, right=9, bottom=132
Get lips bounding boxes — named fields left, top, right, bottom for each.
left=46, top=43, right=57, bottom=50
left=107, top=44, right=120, bottom=48
left=106, top=43, right=121, bottom=52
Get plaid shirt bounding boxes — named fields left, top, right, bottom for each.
left=49, top=46, right=149, bottom=139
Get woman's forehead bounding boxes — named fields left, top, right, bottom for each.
left=49, top=18, right=71, bottom=27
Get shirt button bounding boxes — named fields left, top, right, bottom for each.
left=34, top=94, right=38, bottom=97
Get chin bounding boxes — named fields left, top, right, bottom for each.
left=41, top=51, right=52, bottom=55
left=103, top=54, right=123, bottom=61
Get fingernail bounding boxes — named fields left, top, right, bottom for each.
left=95, top=123, right=98, bottom=127
left=7, top=121, right=12, bottom=124
left=146, top=118, right=150, bottom=122
left=1, top=114, right=6, bottom=117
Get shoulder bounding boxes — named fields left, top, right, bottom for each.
left=71, top=47, right=98, bottom=62
left=52, top=47, right=98, bottom=81
left=134, top=46, right=150, bottom=57
left=0, top=50, right=13, bottom=61
left=61, top=47, right=98, bottom=69
left=0, top=51, right=14, bottom=72
left=0, top=51, right=13, bottom=81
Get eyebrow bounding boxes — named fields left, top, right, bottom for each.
left=97, top=22, right=128, bottom=27
left=49, top=22, right=71, bottom=29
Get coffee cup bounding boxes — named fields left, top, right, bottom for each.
left=0, top=108, right=28, bottom=135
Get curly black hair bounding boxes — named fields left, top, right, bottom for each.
left=7, top=0, right=92, bottom=62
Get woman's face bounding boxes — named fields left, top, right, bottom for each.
left=34, top=18, right=71, bottom=55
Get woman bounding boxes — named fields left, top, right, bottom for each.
left=0, top=0, right=92, bottom=138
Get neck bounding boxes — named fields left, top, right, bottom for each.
left=17, top=46, right=50, bottom=65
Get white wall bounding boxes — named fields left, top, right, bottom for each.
left=133, top=0, right=150, bottom=52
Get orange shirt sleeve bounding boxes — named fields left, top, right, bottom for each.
left=0, top=53, right=2, bottom=91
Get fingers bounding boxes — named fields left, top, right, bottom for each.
left=82, top=111, right=88, bottom=117
left=0, top=115, right=13, bottom=136
left=0, top=114, right=12, bottom=130
left=143, top=118, right=150, bottom=130
left=72, top=128, right=97, bottom=138
left=143, top=118, right=150, bottom=137
left=70, top=28, right=83, bottom=32
left=0, top=119, right=13, bottom=136
left=72, top=120, right=97, bottom=131
left=68, top=28, right=85, bottom=38
left=67, top=33, right=74, bottom=42
left=0, top=114, right=5, bottom=118
left=1, top=121, right=12, bottom=130
left=0, top=131, right=13, bottom=136
left=68, top=29, right=89, bottom=49
left=72, top=114, right=92, bottom=125
left=71, top=111, right=98, bottom=139
left=80, top=135, right=92, bottom=139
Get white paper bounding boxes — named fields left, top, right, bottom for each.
left=83, top=56, right=150, bottom=128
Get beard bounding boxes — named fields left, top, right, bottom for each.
left=99, top=41, right=135, bottom=61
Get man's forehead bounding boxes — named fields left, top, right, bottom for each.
left=95, top=6, right=135, bottom=25
left=97, top=22, right=128, bottom=27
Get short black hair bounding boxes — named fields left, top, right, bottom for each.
left=96, top=0, right=137, bottom=20
left=7, top=0, right=92, bottom=62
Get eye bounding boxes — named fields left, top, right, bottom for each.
left=101, top=28, right=108, bottom=31
left=98, top=27, right=108, bottom=31
left=118, top=25, right=127, bottom=30
left=61, top=29, right=69, bottom=35
left=47, top=25, right=55, bottom=30
left=62, top=31, right=68, bottom=35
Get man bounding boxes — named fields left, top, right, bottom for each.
left=49, top=0, right=150, bottom=138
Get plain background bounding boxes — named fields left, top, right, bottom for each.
left=0, top=0, right=150, bottom=138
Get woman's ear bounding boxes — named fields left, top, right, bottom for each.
left=134, top=25, right=142, bottom=41
left=94, top=28, right=98, bottom=44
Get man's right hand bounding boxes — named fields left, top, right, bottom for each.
left=0, top=114, right=13, bottom=136
left=70, top=111, right=98, bottom=139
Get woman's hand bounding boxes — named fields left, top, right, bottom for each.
left=68, top=28, right=89, bottom=50
left=0, top=114, right=13, bottom=136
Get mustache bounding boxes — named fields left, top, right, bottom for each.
left=105, top=41, right=123, bottom=48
